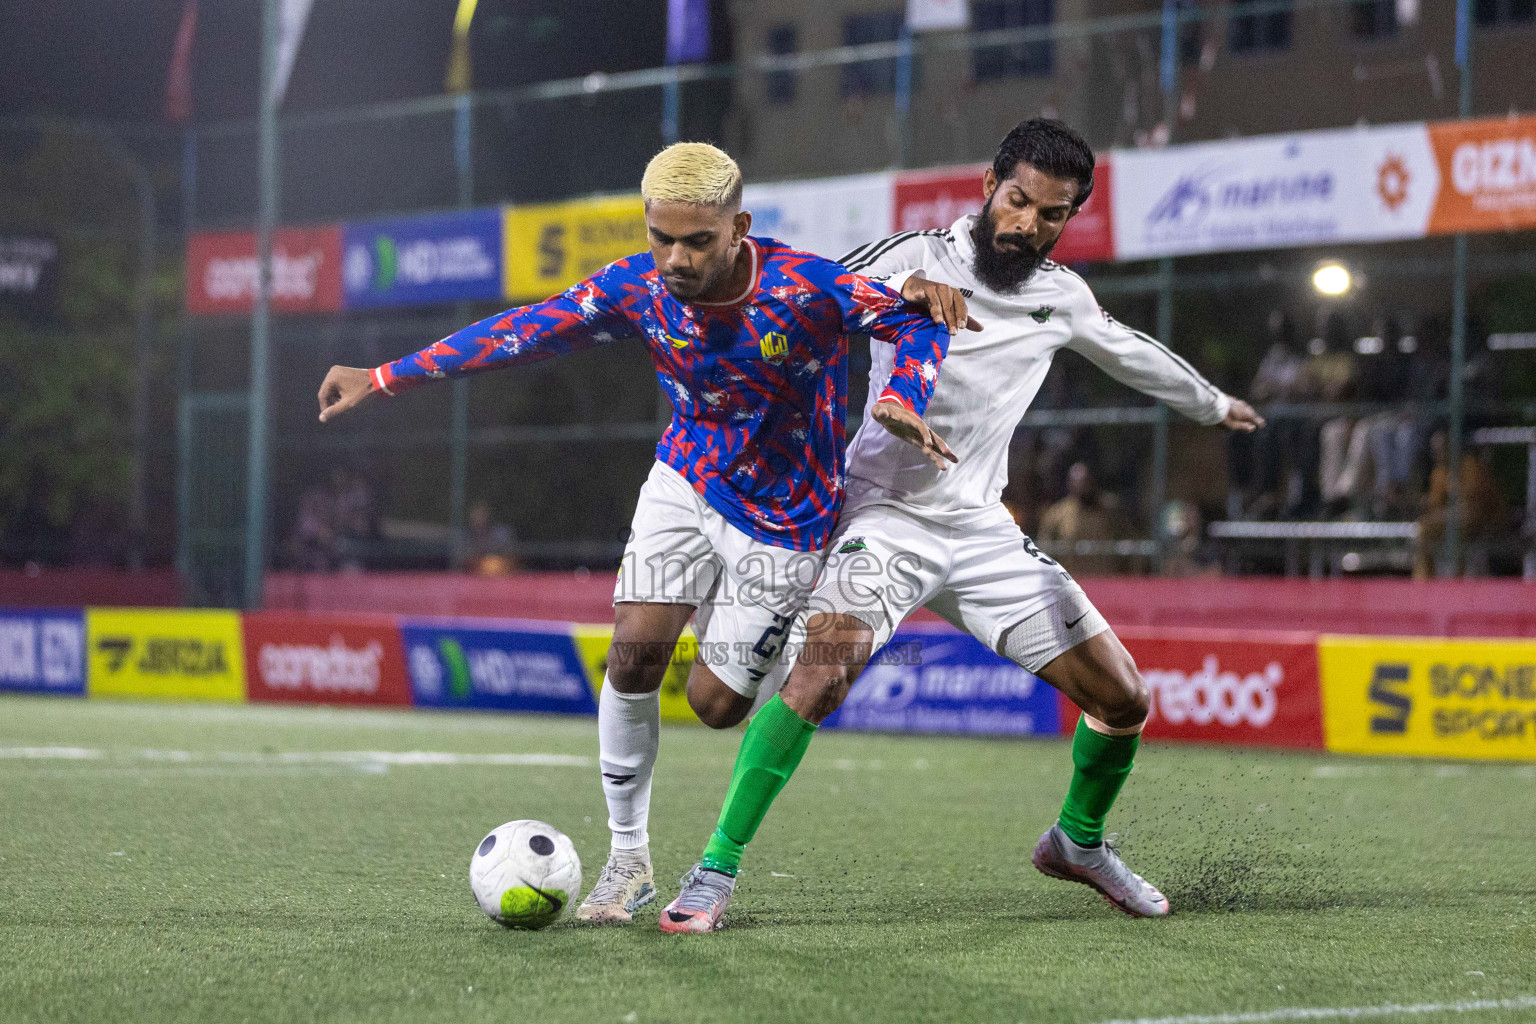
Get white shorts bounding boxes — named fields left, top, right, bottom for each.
left=807, top=501, right=1108, bottom=673
left=614, top=461, right=824, bottom=698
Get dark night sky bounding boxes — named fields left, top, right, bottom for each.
left=0, top=0, right=669, bottom=123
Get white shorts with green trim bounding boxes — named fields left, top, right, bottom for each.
left=807, top=500, right=1108, bottom=673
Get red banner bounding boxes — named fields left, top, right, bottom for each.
left=1060, top=627, right=1324, bottom=749
left=242, top=612, right=410, bottom=706
left=893, top=159, right=1115, bottom=264
left=185, top=226, right=343, bottom=315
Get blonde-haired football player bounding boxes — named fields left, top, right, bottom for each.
left=316, top=141, right=960, bottom=926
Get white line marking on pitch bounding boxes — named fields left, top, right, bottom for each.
left=0, top=746, right=591, bottom=767
left=1090, top=995, right=1536, bottom=1024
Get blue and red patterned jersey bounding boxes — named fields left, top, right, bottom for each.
left=370, top=237, right=948, bottom=551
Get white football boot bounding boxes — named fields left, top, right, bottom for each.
left=1032, top=823, right=1170, bottom=918
left=575, top=846, right=656, bottom=924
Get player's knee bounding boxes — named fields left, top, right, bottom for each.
left=687, top=683, right=750, bottom=729
left=1101, top=667, right=1150, bottom=730
left=605, top=656, right=666, bottom=694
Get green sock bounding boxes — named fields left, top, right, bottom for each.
left=700, top=695, right=817, bottom=877
left=1057, top=716, right=1140, bottom=847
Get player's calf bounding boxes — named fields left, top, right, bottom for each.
left=685, top=662, right=755, bottom=729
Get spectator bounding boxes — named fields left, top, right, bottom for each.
left=1413, top=432, right=1508, bottom=579
left=329, top=467, right=378, bottom=572
left=1158, top=499, right=1221, bottom=578
left=1228, top=311, right=1321, bottom=520
left=1037, top=462, right=1124, bottom=575
left=460, top=499, right=519, bottom=576
left=287, top=484, right=337, bottom=572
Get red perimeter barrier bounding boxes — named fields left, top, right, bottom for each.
left=264, top=572, right=1536, bottom=638
left=0, top=569, right=182, bottom=608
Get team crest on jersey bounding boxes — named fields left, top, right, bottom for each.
left=1029, top=305, right=1055, bottom=324
left=667, top=334, right=690, bottom=349
left=759, top=331, right=789, bottom=363
left=836, top=537, right=867, bottom=554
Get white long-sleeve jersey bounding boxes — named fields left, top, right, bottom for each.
left=842, top=215, right=1231, bottom=526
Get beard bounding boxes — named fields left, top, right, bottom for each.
left=969, top=199, right=1052, bottom=295
left=662, top=253, right=734, bottom=303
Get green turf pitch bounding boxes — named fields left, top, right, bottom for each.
left=0, top=696, right=1532, bottom=1024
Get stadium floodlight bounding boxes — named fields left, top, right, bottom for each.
left=1312, top=263, right=1352, bottom=297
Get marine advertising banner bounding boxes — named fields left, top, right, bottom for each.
left=342, top=208, right=503, bottom=309
left=0, top=608, right=85, bottom=696
left=1111, top=123, right=1438, bottom=260
left=742, top=172, right=895, bottom=262
left=401, top=618, right=598, bottom=715
left=820, top=623, right=1059, bottom=737
left=893, top=160, right=1116, bottom=264
left=1319, top=635, right=1536, bottom=761
left=1426, top=114, right=1536, bottom=235
left=1066, top=628, right=1324, bottom=749
left=502, top=195, right=647, bottom=302
left=184, top=226, right=344, bottom=315
left=86, top=608, right=246, bottom=702
left=242, top=612, right=411, bottom=706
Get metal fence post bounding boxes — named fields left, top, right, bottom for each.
left=449, top=92, right=473, bottom=568
left=244, top=0, right=279, bottom=609
left=1443, top=0, right=1472, bottom=575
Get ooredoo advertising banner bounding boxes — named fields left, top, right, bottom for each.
left=242, top=612, right=411, bottom=706
left=894, top=160, right=1115, bottom=264
left=820, top=623, right=1060, bottom=737
left=342, top=208, right=503, bottom=309
left=502, top=195, right=647, bottom=302
left=1426, top=115, right=1536, bottom=235
left=0, top=608, right=85, bottom=695
left=1082, top=628, right=1324, bottom=749
left=742, top=172, right=895, bottom=262
left=1319, top=635, right=1536, bottom=761
left=185, top=226, right=343, bottom=315
left=1112, top=123, right=1437, bottom=260
left=86, top=608, right=246, bottom=702
left=401, top=618, right=598, bottom=715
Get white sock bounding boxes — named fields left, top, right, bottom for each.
left=597, top=677, right=659, bottom=853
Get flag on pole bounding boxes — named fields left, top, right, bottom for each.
left=164, top=0, right=197, bottom=122
left=906, top=0, right=970, bottom=32
left=445, top=0, right=480, bottom=93
left=666, top=0, right=710, bottom=65
left=269, top=0, right=316, bottom=108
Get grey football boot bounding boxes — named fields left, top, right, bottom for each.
left=575, top=846, right=656, bottom=924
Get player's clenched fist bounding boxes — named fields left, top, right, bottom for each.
left=317, top=365, right=375, bottom=422
left=900, top=276, right=983, bottom=335
left=871, top=398, right=959, bottom=472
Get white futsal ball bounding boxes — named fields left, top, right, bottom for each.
left=469, top=820, right=583, bottom=930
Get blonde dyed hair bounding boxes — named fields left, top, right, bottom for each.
left=641, top=142, right=743, bottom=209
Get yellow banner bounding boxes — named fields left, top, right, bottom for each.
left=571, top=625, right=701, bottom=724
left=1319, top=635, right=1536, bottom=760
left=87, top=608, right=246, bottom=702
left=502, top=195, right=647, bottom=302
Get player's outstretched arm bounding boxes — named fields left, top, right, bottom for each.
left=871, top=399, right=958, bottom=472
left=317, top=365, right=375, bottom=422
left=352, top=263, right=640, bottom=405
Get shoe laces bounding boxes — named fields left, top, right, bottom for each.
left=673, top=864, right=734, bottom=913
left=586, top=853, right=648, bottom=905
left=1096, top=834, right=1153, bottom=892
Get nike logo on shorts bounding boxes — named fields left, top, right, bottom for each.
left=1064, top=614, right=1086, bottom=630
